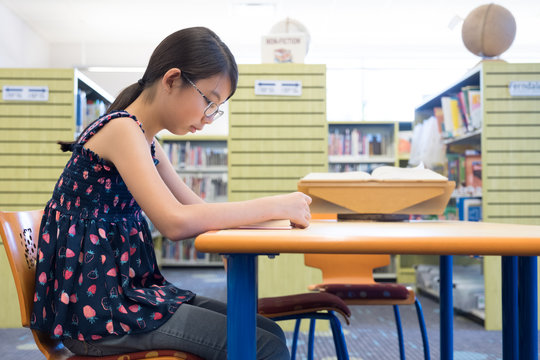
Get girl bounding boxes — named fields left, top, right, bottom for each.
left=31, top=27, right=311, bottom=360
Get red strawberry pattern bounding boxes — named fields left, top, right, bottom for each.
left=30, top=111, right=193, bottom=341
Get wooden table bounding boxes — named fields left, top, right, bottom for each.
left=195, top=220, right=540, bottom=360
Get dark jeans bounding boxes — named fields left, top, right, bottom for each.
left=63, top=295, right=290, bottom=360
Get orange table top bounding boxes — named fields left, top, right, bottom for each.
left=195, top=220, right=540, bottom=256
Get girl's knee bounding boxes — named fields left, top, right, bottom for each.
left=257, top=329, right=290, bottom=360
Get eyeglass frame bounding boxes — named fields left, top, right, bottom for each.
left=181, top=73, right=224, bottom=122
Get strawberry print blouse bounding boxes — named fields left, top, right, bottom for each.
left=30, top=111, right=194, bottom=340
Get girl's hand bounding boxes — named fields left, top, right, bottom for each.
left=272, top=192, right=312, bottom=229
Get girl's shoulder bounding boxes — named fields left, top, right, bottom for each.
left=79, top=111, right=141, bottom=144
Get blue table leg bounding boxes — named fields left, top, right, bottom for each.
left=518, top=256, right=538, bottom=360
left=440, top=255, right=453, bottom=360
left=501, top=256, right=519, bottom=360
left=226, top=254, right=258, bottom=360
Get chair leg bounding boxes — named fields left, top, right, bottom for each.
left=329, top=311, right=349, bottom=360
left=307, top=318, right=316, bottom=360
left=270, top=313, right=349, bottom=359
left=291, top=318, right=301, bottom=360
left=414, top=298, right=431, bottom=360
left=393, top=305, right=406, bottom=360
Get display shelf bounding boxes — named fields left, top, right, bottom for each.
left=443, top=129, right=481, bottom=146
left=414, top=61, right=540, bottom=330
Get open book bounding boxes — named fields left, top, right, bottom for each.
left=236, top=219, right=292, bottom=230
left=301, top=163, right=447, bottom=182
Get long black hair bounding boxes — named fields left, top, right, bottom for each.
left=59, top=27, right=238, bottom=152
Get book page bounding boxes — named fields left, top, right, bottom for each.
left=371, top=163, right=447, bottom=181
left=301, top=171, right=372, bottom=181
left=236, top=219, right=292, bottom=230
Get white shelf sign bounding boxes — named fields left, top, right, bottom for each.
left=2, top=85, right=49, bottom=101
left=509, top=81, right=540, bottom=97
left=254, top=80, right=302, bottom=96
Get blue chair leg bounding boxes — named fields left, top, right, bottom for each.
left=291, top=318, right=301, bottom=360
left=308, top=318, right=316, bottom=360
left=271, top=312, right=349, bottom=359
left=414, top=298, right=431, bottom=360
left=329, top=311, right=349, bottom=360
left=393, top=305, right=406, bottom=360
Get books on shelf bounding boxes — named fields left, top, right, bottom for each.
left=328, top=128, right=391, bottom=157
left=162, top=141, right=228, bottom=168
left=161, top=237, right=222, bottom=265
left=465, top=151, right=482, bottom=189
left=181, top=174, right=227, bottom=202
left=436, top=85, right=482, bottom=138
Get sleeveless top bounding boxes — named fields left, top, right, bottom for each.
left=30, top=111, right=195, bottom=341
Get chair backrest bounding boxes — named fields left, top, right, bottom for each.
left=0, top=210, right=71, bottom=360
left=304, top=253, right=391, bottom=284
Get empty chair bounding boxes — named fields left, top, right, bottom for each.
left=304, top=253, right=430, bottom=360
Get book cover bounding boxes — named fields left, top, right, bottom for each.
left=465, top=153, right=482, bottom=188
left=236, top=219, right=293, bottom=230
left=461, top=85, right=479, bottom=126
left=449, top=97, right=464, bottom=134
left=457, top=197, right=482, bottom=221
left=440, top=96, right=454, bottom=135
left=456, top=91, right=470, bottom=130
left=446, top=153, right=461, bottom=183
left=467, top=90, right=482, bottom=129
left=433, top=107, right=444, bottom=134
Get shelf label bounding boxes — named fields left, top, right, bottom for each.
left=254, top=80, right=302, bottom=96
left=509, top=81, right=540, bottom=97
left=2, top=85, right=49, bottom=101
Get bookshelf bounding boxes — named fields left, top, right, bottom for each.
left=0, top=68, right=113, bottom=211
left=414, top=61, right=540, bottom=330
left=159, top=134, right=228, bottom=267
left=0, top=68, right=113, bottom=327
left=328, top=121, right=399, bottom=172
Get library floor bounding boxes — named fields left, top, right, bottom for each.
left=0, top=267, right=520, bottom=360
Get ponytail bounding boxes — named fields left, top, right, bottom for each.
left=107, top=81, right=145, bottom=113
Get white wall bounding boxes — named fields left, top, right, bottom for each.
left=0, top=3, right=49, bottom=67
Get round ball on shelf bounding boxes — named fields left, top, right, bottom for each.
left=461, top=3, right=516, bottom=58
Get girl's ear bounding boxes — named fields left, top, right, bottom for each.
left=161, top=68, right=182, bottom=92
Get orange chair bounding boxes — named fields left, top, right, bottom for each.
left=0, top=210, right=202, bottom=360
left=304, top=253, right=430, bottom=360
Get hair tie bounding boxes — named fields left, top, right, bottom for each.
left=137, top=79, right=145, bottom=87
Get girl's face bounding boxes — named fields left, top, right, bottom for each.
left=165, top=72, right=232, bottom=135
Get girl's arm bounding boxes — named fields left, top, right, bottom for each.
left=84, top=117, right=311, bottom=241
left=153, top=140, right=206, bottom=205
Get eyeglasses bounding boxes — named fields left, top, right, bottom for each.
left=182, top=74, right=224, bottom=122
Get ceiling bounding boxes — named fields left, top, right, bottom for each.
left=1, top=0, right=539, bottom=67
